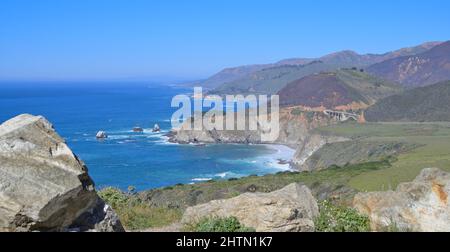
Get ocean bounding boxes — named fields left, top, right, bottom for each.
left=0, top=82, right=294, bottom=191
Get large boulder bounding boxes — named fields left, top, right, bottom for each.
left=181, top=183, right=319, bottom=232
left=0, top=114, right=124, bottom=232
left=353, top=168, right=450, bottom=232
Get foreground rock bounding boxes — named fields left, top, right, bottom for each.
left=0, top=114, right=124, bottom=232
left=182, top=183, right=319, bottom=232
left=353, top=168, right=450, bottom=232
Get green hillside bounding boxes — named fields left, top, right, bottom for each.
left=277, top=69, right=401, bottom=108
left=210, top=61, right=343, bottom=95
left=366, top=81, right=450, bottom=122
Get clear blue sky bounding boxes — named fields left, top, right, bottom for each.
left=1, top=0, right=450, bottom=81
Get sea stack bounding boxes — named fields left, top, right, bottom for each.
left=133, top=127, right=144, bottom=133
left=96, top=131, right=108, bottom=139
left=152, top=124, right=160, bottom=133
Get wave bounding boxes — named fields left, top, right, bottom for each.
left=190, top=171, right=245, bottom=184
left=217, top=144, right=295, bottom=172
left=191, top=177, right=212, bottom=182
left=214, top=171, right=244, bottom=179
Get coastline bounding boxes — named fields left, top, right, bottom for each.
left=164, top=130, right=297, bottom=185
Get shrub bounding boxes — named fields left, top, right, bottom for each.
left=98, top=187, right=129, bottom=209
left=314, top=201, right=370, bottom=232
left=98, top=187, right=182, bottom=230
left=187, top=216, right=255, bottom=232
left=291, top=108, right=303, bottom=116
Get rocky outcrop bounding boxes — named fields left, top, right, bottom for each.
left=292, top=134, right=348, bottom=170
left=96, top=131, right=108, bottom=139
left=170, top=108, right=335, bottom=146
left=181, top=183, right=319, bottom=232
left=0, top=114, right=124, bottom=232
left=353, top=168, right=450, bottom=232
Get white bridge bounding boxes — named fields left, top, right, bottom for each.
left=323, top=110, right=359, bottom=122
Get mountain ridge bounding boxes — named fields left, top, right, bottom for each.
left=367, top=41, right=450, bottom=88
left=277, top=69, right=402, bottom=110
left=189, top=41, right=442, bottom=91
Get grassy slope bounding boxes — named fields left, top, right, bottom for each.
left=103, top=121, right=450, bottom=230
left=139, top=161, right=392, bottom=210
left=365, top=81, right=450, bottom=122
left=101, top=161, right=390, bottom=230
left=211, top=62, right=340, bottom=95
left=336, top=69, right=402, bottom=102
left=314, top=122, right=450, bottom=191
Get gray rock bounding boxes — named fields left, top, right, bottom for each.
left=353, top=168, right=450, bottom=232
left=96, top=131, right=108, bottom=139
left=182, top=183, right=319, bottom=232
left=0, top=114, right=124, bottom=232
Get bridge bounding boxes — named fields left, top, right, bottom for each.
left=323, top=110, right=359, bottom=122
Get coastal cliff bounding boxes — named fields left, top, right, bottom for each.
left=169, top=107, right=336, bottom=146
left=169, top=107, right=343, bottom=169
left=0, top=114, right=124, bottom=232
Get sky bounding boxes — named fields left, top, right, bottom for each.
left=1, top=0, right=450, bottom=82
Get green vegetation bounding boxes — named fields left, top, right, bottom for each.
left=314, top=122, right=450, bottom=191
left=99, top=159, right=395, bottom=231
left=211, top=62, right=340, bottom=95
left=291, top=108, right=303, bottom=116
left=365, top=81, right=450, bottom=122
left=98, top=187, right=182, bottom=230
left=314, top=201, right=370, bottom=232
left=140, top=160, right=391, bottom=211
left=184, top=216, right=255, bottom=232
left=278, top=69, right=400, bottom=108
left=98, top=187, right=129, bottom=209
left=290, top=108, right=316, bottom=120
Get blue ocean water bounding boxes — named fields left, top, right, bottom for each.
left=0, top=82, right=294, bottom=191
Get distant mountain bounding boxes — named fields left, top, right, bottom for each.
left=365, top=81, right=450, bottom=122
left=279, top=42, right=441, bottom=67
left=377, top=41, right=442, bottom=60
left=201, top=41, right=441, bottom=94
left=210, top=61, right=342, bottom=95
left=187, top=64, right=274, bottom=89
left=367, top=41, right=450, bottom=88
left=277, top=69, right=402, bottom=109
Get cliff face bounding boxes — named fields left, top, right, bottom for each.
left=170, top=108, right=345, bottom=170
left=170, top=108, right=336, bottom=146
left=291, top=134, right=349, bottom=170
left=0, top=114, right=124, bottom=232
